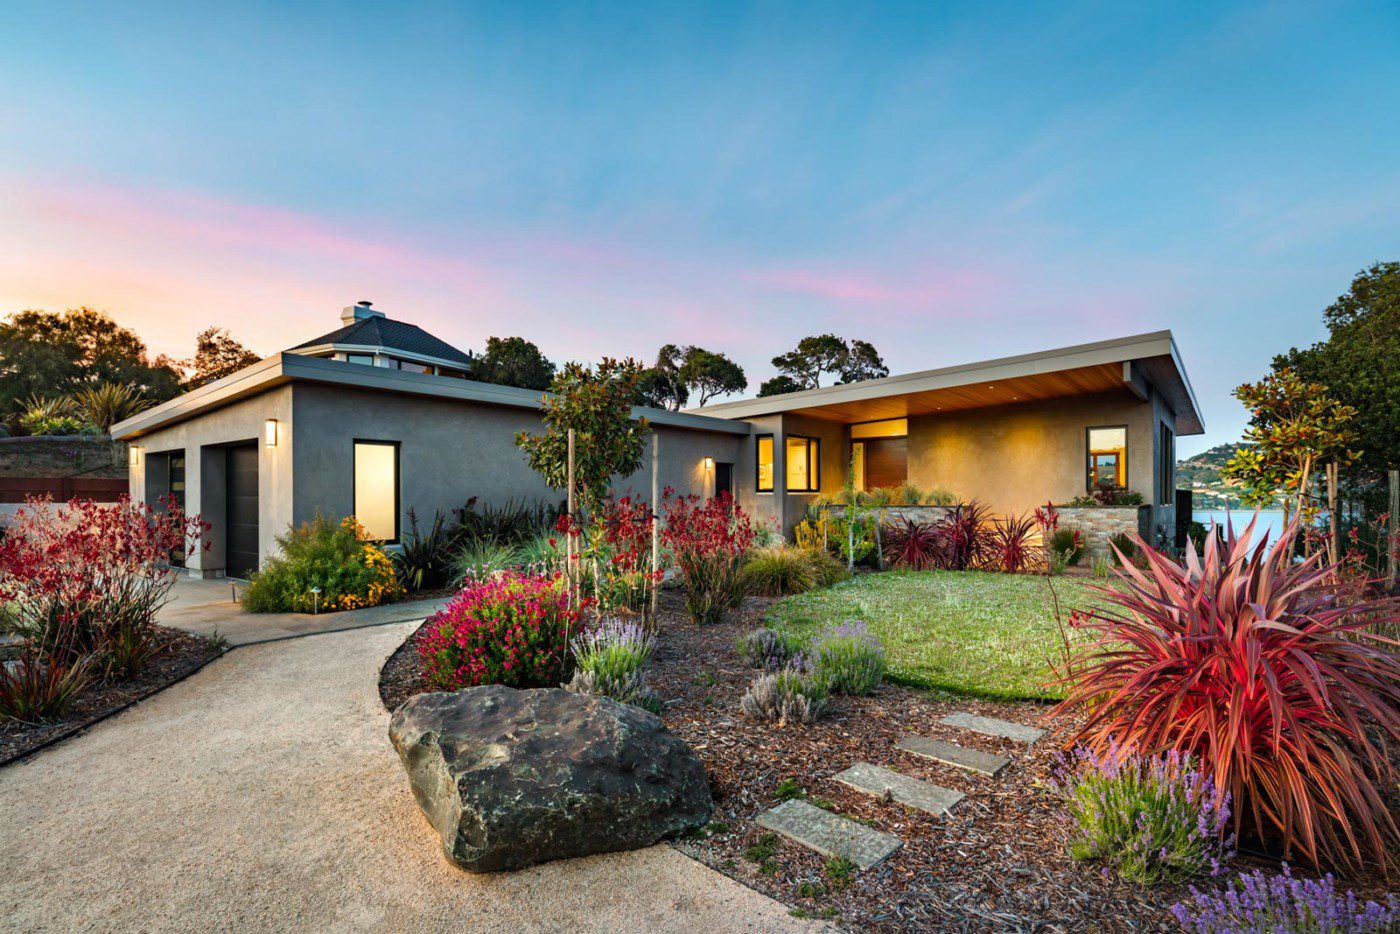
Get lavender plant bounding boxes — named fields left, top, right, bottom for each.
left=1171, top=865, right=1398, bottom=933
left=740, top=655, right=828, bottom=725
left=811, top=620, right=885, bottom=695
left=1049, top=744, right=1234, bottom=884
left=736, top=627, right=804, bottom=670
left=564, top=617, right=659, bottom=709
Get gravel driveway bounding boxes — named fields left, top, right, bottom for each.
left=0, top=622, right=804, bottom=932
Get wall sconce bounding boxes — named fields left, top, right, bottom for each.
left=703, top=457, right=715, bottom=470
left=130, top=445, right=142, bottom=467
left=264, top=419, right=279, bottom=447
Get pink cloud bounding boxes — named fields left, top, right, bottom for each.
left=743, top=263, right=1000, bottom=312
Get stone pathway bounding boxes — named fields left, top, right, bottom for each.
left=754, top=708, right=1045, bottom=874
left=756, top=800, right=902, bottom=870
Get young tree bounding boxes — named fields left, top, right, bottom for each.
left=679, top=347, right=746, bottom=406
left=756, top=374, right=805, bottom=397
left=1220, top=369, right=1360, bottom=524
left=515, top=358, right=650, bottom=514
left=183, top=327, right=261, bottom=389
left=473, top=336, right=556, bottom=391
left=765, top=334, right=889, bottom=394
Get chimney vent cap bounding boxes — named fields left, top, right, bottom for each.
left=341, top=301, right=386, bottom=325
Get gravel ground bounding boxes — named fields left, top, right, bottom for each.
left=0, top=621, right=809, bottom=933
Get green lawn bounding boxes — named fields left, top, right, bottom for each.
left=763, top=570, right=1116, bottom=702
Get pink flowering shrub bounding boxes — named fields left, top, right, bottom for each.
left=0, top=495, right=206, bottom=678
left=416, top=571, right=581, bottom=690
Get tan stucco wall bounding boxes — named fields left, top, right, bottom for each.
left=905, top=390, right=1156, bottom=517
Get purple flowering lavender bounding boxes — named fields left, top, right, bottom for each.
left=1171, top=864, right=1398, bottom=933
left=1049, top=743, right=1234, bottom=884
left=565, top=617, right=659, bottom=709
left=811, top=619, right=885, bottom=695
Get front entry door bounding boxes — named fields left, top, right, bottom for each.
left=226, top=444, right=259, bottom=579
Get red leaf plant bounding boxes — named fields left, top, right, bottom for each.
left=0, top=495, right=207, bottom=677
left=934, top=500, right=994, bottom=571
left=882, top=517, right=942, bottom=571
left=1054, top=515, right=1400, bottom=873
left=990, top=512, right=1039, bottom=573
left=660, top=492, right=756, bottom=624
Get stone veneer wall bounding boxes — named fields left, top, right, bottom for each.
left=1055, top=506, right=1150, bottom=559
left=819, top=504, right=956, bottom=524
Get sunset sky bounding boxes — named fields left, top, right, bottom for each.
left=3, top=1, right=1398, bottom=456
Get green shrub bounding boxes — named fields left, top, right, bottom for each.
left=1108, top=532, right=1136, bottom=565
left=564, top=617, right=658, bottom=709
left=1049, top=526, right=1084, bottom=565
left=811, top=620, right=885, bottom=695
left=242, top=515, right=402, bottom=613
left=924, top=488, right=957, bottom=506
left=742, top=546, right=815, bottom=596
left=394, top=508, right=453, bottom=591
left=806, top=549, right=851, bottom=588
left=1090, top=553, right=1114, bottom=579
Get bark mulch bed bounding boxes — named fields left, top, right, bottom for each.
left=378, top=591, right=1391, bottom=932
left=0, top=626, right=224, bottom=767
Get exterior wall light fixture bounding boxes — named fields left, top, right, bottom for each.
left=703, top=456, right=715, bottom=470
left=265, top=419, right=279, bottom=447
left=130, top=445, right=142, bottom=466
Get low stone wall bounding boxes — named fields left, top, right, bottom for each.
left=1055, top=506, right=1150, bottom=559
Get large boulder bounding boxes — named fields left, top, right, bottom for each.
left=389, top=684, right=712, bottom=872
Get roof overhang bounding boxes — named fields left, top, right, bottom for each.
left=688, top=331, right=1204, bottom=435
left=111, top=353, right=752, bottom=440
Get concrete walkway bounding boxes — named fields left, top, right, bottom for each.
left=159, top=576, right=452, bottom=646
left=0, top=622, right=804, bottom=932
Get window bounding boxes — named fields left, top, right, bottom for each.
left=354, top=441, right=399, bottom=541
left=1158, top=422, right=1175, bottom=505
left=344, top=353, right=375, bottom=367
left=756, top=436, right=774, bottom=492
left=786, top=436, right=820, bottom=493
left=850, top=418, right=908, bottom=439
left=397, top=360, right=431, bottom=374
left=1086, top=426, right=1127, bottom=491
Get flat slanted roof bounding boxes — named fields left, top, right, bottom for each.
left=689, top=331, right=1204, bottom=435
left=111, top=353, right=751, bottom=440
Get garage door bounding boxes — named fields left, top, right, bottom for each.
left=226, top=444, right=259, bottom=579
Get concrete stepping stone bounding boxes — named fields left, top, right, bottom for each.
left=833, top=762, right=964, bottom=816
left=940, top=712, right=1045, bottom=744
left=897, top=736, right=1011, bottom=778
left=755, top=799, right=902, bottom=870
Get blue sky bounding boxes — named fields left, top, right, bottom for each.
left=2, top=1, right=1398, bottom=455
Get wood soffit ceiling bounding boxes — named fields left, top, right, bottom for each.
left=785, top=362, right=1132, bottom=423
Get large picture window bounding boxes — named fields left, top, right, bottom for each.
left=756, top=436, right=774, bottom=492
left=354, top=440, right=400, bottom=542
left=786, top=436, right=820, bottom=493
left=1086, top=426, right=1127, bottom=491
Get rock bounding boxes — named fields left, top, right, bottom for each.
left=389, top=685, right=712, bottom=872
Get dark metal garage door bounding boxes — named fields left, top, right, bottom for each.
left=226, top=444, right=259, bottom=579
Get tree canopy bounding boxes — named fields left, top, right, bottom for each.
left=758, top=334, right=887, bottom=396
left=473, top=336, right=556, bottom=391
left=183, top=327, right=261, bottom=389
left=1273, top=261, right=1398, bottom=484
left=0, top=308, right=182, bottom=418
left=636, top=344, right=746, bottom=409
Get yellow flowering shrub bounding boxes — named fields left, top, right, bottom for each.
left=242, top=514, right=404, bottom=613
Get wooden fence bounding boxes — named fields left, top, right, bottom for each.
left=0, top=477, right=129, bottom=504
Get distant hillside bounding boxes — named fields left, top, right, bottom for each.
left=1177, top=442, right=1275, bottom=509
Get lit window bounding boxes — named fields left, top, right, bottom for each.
left=1087, top=426, right=1127, bottom=491
left=354, top=441, right=399, bottom=541
left=850, top=418, right=908, bottom=439
left=756, top=436, right=774, bottom=492
left=398, top=360, right=431, bottom=374
left=1158, top=422, right=1175, bottom=505
left=786, top=436, right=820, bottom=493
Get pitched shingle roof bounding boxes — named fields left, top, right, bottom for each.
left=290, top=316, right=474, bottom=367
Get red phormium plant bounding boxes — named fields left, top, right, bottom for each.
left=1055, top=516, right=1400, bottom=873
left=935, top=500, right=993, bottom=571
left=990, top=512, right=1038, bottom=573
left=0, top=495, right=207, bottom=676
left=883, top=516, right=942, bottom=570
left=661, top=492, right=756, bottom=624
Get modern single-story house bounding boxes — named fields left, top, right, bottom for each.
left=113, top=302, right=1202, bottom=577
